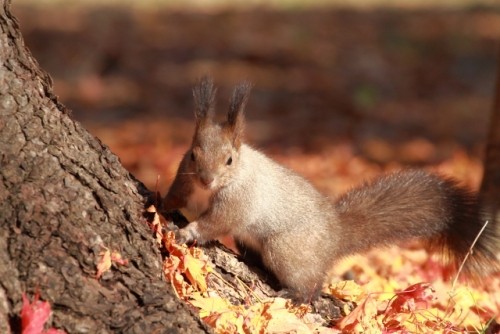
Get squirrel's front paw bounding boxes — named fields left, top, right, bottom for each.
left=175, top=226, right=196, bottom=245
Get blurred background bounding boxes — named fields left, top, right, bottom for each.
left=12, top=0, right=500, bottom=195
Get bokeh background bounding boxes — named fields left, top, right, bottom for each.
left=13, top=0, right=500, bottom=195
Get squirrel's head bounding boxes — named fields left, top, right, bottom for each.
left=188, top=76, right=251, bottom=190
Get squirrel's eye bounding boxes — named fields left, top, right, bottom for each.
left=190, top=152, right=195, bottom=162
left=226, top=156, right=232, bottom=166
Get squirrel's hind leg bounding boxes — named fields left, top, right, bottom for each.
left=261, top=241, right=325, bottom=302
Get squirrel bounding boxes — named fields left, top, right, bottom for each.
left=163, top=76, right=499, bottom=301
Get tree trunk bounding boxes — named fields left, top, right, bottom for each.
left=0, top=1, right=209, bottom=332
left=480, top=49, right=500, bottom=231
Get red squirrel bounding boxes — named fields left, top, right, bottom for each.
left=163, top=76, right=499, bottom=300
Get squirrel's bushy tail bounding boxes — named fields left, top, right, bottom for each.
left=334, top=170, right=499, bottom=277
left=435, top=178, right=499, bottom=276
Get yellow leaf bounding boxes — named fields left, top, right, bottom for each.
left=183, top=253, right=209, bottom=292
left=328, top=280, right=365, bottom=303
left=189, top=293, right=232, bottom=318
left=243, top=301, right=274, bottom=333
left=96, top=249, right=111, bottom=278
left=266, top=300, right=312, bottom=334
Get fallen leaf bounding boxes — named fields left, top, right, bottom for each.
left=183, top=253, right=209, bottom=292
left=21, top=293, right=66, bottom=334
left=383, top=282, right=435, bottom=317
left=328, top=280, right=365, bottom=303
left=189, top=293, right=232, bottom=318
left=111, top=251, right=129, bottom=266
left=95, top=249, right=112, bottom=279
left=145, top=204, right=164, bottom=244
left=96, top=248, right=128, bottom=278
left=337, top=294, right=380, bottom=333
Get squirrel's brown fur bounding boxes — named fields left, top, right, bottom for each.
left=164, top=77, right=499, bottom=300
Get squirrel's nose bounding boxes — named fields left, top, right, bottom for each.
left=200, top=174, right=214, bottom=186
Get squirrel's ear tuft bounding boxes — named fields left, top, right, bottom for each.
left=227, top=81, right=252, bottom=147
left=193, top=76, right=217, bottom=126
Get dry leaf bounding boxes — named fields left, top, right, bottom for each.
left=183, top=254, right=209, bottom=292
left=21, top=293, right=66, bottom=334
left=96, top=248, right=128, bottom=278
left=111, top=251, right=129, bottom=266
left=328, top=280, right=365, bottom=303
left=95, top=249, right=112, bottom=279
left=337, top=295, right=380, bottom=333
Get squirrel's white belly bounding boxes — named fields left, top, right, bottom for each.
left=180, top=183, right=212, bottom=221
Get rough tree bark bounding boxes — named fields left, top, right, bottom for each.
left=0, top=1, right=209, bottom=332
left=480, top=49, right=500, bottom=231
